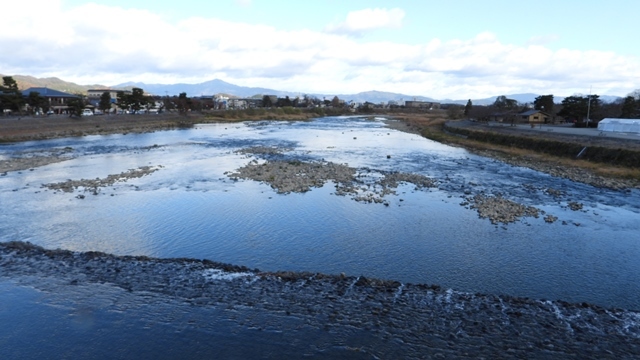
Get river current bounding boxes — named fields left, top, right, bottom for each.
left=1, top=116, right=639, bottom=310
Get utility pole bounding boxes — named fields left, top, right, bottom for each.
left=586, top=86, right=592, bottom=127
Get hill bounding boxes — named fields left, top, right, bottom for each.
left=1, top=74, right=108, bottom=95
left=114, top=79, right=292, bottom=98
left=2, top=74, right=622, bottom=104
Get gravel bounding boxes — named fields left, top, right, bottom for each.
left=42, top=166, right=162, bottom=194
left=2, top=241, right=639, bottom=359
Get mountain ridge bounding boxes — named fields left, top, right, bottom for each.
left=3, top=74, right=622, bottom=105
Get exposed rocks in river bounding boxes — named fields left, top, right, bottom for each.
left=228, top=159, right=356, bottom=194
left=235, top=146, right=293, bottom=156
left=43, top=166, right=162, bottom=194
left=230, top=146, right=566, bottom=225
left=468, top=194, right=543, bottom=225
left=568, top=201, right=584, bottom=211
left=0, top=147, right=75, bottom=173
left=227, top=153, right=436, bottom=205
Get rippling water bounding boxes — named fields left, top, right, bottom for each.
left=1, top=116, right=639, bottom=310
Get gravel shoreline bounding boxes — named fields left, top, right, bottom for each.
left=1, top=241, right=638, bottom=359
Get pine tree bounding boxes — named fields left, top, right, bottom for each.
left=464, top=99, right=472, bottom=116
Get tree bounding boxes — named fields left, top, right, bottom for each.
left=446, top=104, right=464, bottom=119
left=557, top=95, right=601, bottom=125
left=176, top=92, right=191, bottom=114
left=331, top=96, right=340, bottom=107
left=116, top=91, right=132, bottom=113
left=534, top=95, right=554, bottom=114
left=129, top=87, right=147, bottom=113
left=26, top=91, right=48, bottom=115
left=262, top=95, right=272, bottom=108
left=301, top=94, right=312, bottom=107
left=276, top=96, right=292, bottom=107
left=66, top=97, right=85, bottom=117
left=99, top=91, right=112, bottom=114
left=0, top=76, right=25, bottom=114
left=619, top=96, right=636, bottom=118
left=620, top=90, right=640, bottom=118
left=468, top=104, right=495, bottom=122
left=163, top=96, right=175, bottom=112
left=464, top=99, right=472, bottom=116
left=493, top=95, right=518, bottom=110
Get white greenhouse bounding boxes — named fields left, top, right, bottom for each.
left=597, top=118, right=640, bottom=134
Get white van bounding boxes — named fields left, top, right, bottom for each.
left=82, top=109, right=93, bottom=116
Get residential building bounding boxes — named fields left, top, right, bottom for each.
left=518, top=110, right=550, bottom=124
left=87, top=89, right=131, bottom=103
left=21, top=87, right=79, bottom=114
left=405, top=100, right=440, bottom=110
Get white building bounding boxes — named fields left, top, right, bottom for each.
left=597, top=118, right=640, bottom=134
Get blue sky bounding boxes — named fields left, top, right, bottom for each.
left=2, top=0, right=639, bottom=99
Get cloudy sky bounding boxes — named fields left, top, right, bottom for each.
left=2, top=0, right=639, bottom=99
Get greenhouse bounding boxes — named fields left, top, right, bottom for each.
left=597, top=118, right=640, bottom=134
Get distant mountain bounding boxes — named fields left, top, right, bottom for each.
left=113, top=79, right=293, bottom=98
left=330, top=90, right=438, bottom=104
left=443, top=93, right=541, bottom=106
left=4, top=74, right=624, bottom=104
left=2, top=74, right=107, bottom=94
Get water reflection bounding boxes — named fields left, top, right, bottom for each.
left=0, top=116, right=639, bottom=309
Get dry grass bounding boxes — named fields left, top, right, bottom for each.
left=388, top=112, right=640, bottom=182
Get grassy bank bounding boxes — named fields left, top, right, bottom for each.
left=387, top=112, right=640, bottom=183
left=444, top=124, right=640, bottom=168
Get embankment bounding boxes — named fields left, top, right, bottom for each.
left=443, top=122, right=640, bottom=168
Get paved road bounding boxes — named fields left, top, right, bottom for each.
left=452, top=120, right=640, bottom=142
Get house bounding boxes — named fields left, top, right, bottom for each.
left=518, top=110, right=550, bottom=124
left=87, top=89, right=130, bottom=103
left=405, top=100, right=440, bottom=110
left=21, top=87, right=79, bottom=114
left=488, top=111, right=516, bottom=122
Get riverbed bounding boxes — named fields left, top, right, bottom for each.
left=1, top=116, right=639, bottom=357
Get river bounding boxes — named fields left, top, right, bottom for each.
left=1, top=116, right=639, bottom=358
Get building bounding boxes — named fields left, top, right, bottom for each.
left=405, top=100, right=440, bottom=110
left=87, top=89, right=131, bottom=103
left=598, top=118, right=640, bottom=134
left=87, top=89, right=133, bottom=113
left=21, top=87, right=79, bottom=114
left=518, top=110, right=550, bottom=124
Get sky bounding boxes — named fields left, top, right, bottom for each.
left=2, top=0, right=639, bottom=99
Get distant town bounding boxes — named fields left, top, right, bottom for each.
left=1, top=75, right=639, bottom=127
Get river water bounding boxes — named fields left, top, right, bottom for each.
left=1, top=116, right=639, bottom=310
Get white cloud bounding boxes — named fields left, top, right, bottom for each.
left=0, top=3, right=638, bottom=98
left=325, top=8, right=405, bottom=36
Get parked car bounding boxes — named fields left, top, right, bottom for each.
left=82, top=109, right=93, bottom=116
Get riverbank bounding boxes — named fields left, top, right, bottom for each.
left=0, top=111, right=321, bottom=144
left=2, top=241, right=638, bottom=359
left=384, top=113, right=640, bottom=190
